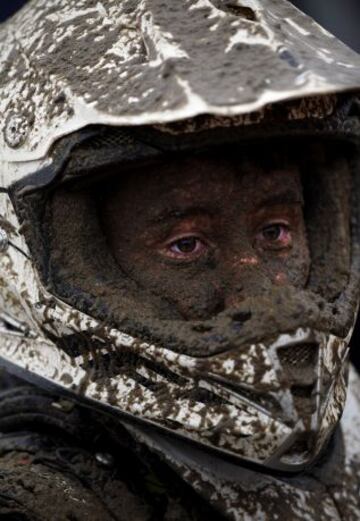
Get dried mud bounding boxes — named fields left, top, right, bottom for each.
left=41, top=138, right=355, bottom=356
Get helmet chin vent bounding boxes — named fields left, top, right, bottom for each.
left=277, top=343, right=319, bottom=386
left=181, top=387, right=226, bottom=406
left=79, top=347, right=188, bottom=387
left=279, top=433, right=313, bottom=465
left=276, top=343, right=320, bottom=424
left=235, top=387, right=284, bottom=416
left=290, top=384, right=316, bottom=418
left=207, top=377, right=285, bottom=418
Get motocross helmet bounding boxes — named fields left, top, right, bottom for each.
left=0, top=0, right=360, bottom=474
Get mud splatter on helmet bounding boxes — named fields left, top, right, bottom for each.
left=0, top=0, right=360, bottom=474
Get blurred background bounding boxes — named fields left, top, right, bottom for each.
left=1, top=1, right=360, bottom=369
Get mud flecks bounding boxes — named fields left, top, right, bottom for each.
left=1, top=0, right=360, bottom=160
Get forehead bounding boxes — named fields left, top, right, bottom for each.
left=110, top=150, right=303, bottom=210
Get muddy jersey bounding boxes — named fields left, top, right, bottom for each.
left=0, top=367, right=359, bottom=521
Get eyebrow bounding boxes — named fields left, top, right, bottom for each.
left=150, top=206, right=217, bottom=225
left=255, top=189, right=304, bottom=209
left=148, top=189, right=303, bottom=225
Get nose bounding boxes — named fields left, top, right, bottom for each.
left=224, top=290, right=244, bottom=309
left=222, top=253, right=272, bottom=309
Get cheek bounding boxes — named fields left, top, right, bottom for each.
left=274, top=272, right=289, bottom=286
left=113, top=246, right=226, bottom=320
left=266, top=240, right=310, bottom=288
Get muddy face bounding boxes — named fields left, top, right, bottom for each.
left=100, top=152, right=310, bottom=320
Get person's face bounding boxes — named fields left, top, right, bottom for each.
left=101, top=152, right=310, bottom=320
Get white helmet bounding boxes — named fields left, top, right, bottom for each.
left=1, top=0, right=360, bottom=474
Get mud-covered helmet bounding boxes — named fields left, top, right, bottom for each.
left=1, top=0, right=360, bottom=474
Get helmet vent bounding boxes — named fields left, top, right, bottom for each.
left=237, top=387, right=283, bottom=416
left=277, top=343, right=317, bottom=368
left=181, top=387, right=226, bottom=406
left=81, top=348, right=187, bottom=387
left=208, top=377, right=284, bottom=416
left=291, top=384, right=316, bottom=418
left=277, top=343, right=319, bottom=386
left=211, top=1, right=257, bottom=21
left=280, top=433, right=312, bottom=465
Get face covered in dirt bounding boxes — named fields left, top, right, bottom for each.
left=100, top=150, right=310, bottom=321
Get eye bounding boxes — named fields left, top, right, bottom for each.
left=256, top=223, right=292, bottom=250
left=165, top=235, right=208, bottom=259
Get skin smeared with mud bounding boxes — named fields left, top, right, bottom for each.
left=48, top=140, right=353, bottom=357
left=101, top=151, right=310, bottom=321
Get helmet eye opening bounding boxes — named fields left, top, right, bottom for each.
left=8, top=129, right=360, bottom=355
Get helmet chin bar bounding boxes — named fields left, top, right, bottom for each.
left=0, top=299, right=352, bottom=474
